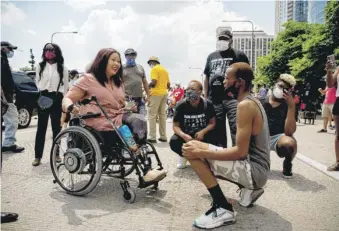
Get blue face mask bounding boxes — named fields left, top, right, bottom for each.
left=7, top=50, right=14, bottom=58
left=126, top=58, right=136, bottom=67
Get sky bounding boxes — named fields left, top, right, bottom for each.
left=1, top=0, right=275, bottom=86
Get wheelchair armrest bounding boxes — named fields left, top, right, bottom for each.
left=79, top=112, right=101, bottom=120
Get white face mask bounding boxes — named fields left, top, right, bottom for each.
left=273, top=86, right=283, bottom=99
left=216, top=40, right=230, bottom=51
left=7, top=50, right=14, bottom=58
left=149, top=64, right=155, bottom=68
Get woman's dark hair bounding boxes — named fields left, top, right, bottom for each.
left=39, top=43, right=64, bottom=84
left=87, top=48, right=123, bottom=87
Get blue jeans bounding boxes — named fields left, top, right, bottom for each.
left=130, top=97, right=146, bottom=116
left=2, top=103, right=18, bottom=147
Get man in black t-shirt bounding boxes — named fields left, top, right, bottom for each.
left=260, top=74, right=298, bottom=178
left=170, top=80, right=216, bottom=169
left=203, top=29, right=249, bottom=148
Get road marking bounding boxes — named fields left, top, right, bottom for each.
left=296, top=152, right=339, bottom=182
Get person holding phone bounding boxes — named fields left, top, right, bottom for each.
left=325, top=56, right=339, bottom=171
left=260, top=74, right=297, bottom=178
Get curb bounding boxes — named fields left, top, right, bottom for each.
left=296, top=153, right=339, bottom=182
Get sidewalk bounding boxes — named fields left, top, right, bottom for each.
left=294, top=117, right=337, bottom=167
left=1, top=121, right=339, bottom=231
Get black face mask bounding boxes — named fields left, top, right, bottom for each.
left=224, top=81, right=239, bottom=99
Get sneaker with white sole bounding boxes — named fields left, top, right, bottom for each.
left=238, top=188, right=264, bottom=207
left=143, top=169, right=167, bottom=182
left=177, top=156, right=187, bottom=169
left=194, top=203, right=236, bottom=229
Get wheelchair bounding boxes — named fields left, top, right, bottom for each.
left=50, top=96, right=165, bottom=203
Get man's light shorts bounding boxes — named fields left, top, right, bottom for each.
left=322, top=104, right=334, bottom=118
left=206, top=144, right=254, bottom=189
left=270, top=133, right=285, bottom=153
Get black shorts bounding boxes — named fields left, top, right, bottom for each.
left=333, top=97, right=339, bottom=116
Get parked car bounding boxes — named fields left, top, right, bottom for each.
left=12, top=72, right=39, bottom=128
left=25, top=71, right=36, bottom=80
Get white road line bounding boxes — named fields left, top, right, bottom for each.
left=296, top=152, right=339, bottom=182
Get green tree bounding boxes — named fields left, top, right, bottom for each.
left=19, top=66, right=31, bottom=72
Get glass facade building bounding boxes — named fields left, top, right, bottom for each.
left=293, top=0, right=308, bottom=22
left=308, top=0, right=327, bottom=24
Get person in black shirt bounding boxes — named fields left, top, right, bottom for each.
left=260, top=74, right=297, bottom=178
left=203, top=29, right=249, bottom=148
left=1, top=41, right=24, bottom=154
left=170, top=80, right=216, bottom=169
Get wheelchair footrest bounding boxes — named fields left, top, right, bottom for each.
left=138, top=178, right=159, bottom=189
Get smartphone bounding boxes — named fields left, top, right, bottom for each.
left=327, top=54, right=337, bottom=70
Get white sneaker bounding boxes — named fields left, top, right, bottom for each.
left=177, top=156, right=187, bottom=169
left=194, top=204, right=236, bottom=229
left=238, top=188, right=264, bottom=207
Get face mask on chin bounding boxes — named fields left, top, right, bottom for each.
left=224, top=81, right=239, bottom=99
left=216, top=40, right=230, bottom=51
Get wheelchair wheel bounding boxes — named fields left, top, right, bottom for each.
left=123, top=188, right=136, bottom=203
left=103, top=146, right=135, bottom=178
left=50, top=126, right=102, bottom=196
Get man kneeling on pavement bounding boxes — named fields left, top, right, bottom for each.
left=260, top=74, right=297, bottom=178
left=182, top=63, right=270, bottom=229
left=169, top=80, right=216, bottom=169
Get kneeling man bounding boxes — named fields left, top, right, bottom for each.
left=260, top=74, right=297, bottom=178
left=183, top=63, right=270, bottom=229
left=170, top=80, right=216, bottom=169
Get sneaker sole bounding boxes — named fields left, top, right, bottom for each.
left=282, top=174, right=293, bottom=179
left=239, top=188, right=264, bottom=207
left=194, top=218, right=236, bottom=229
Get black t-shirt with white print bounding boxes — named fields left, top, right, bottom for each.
left=204, top=48, right=249, bottom=104
left=173, top=98, right=216, bottom=136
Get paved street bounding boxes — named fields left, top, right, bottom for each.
left=1, top=117, right=339, bottom=231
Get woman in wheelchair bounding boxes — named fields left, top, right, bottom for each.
left=62, top=48, right=166, bottom=183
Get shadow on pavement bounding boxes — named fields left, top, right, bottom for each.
left=191, top=196, right=292, bottom=231
left=268, top=170, right=326, bottom=192
left=50, top=177, right=172, bottom=226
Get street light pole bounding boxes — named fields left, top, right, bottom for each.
left=221, top=20, right=255, bottom=68
left=51, top=31, right=78, bottom=43
left=189, top=67, right=204, bottom=83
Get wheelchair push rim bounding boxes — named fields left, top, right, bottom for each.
left=50, top=126, right=102, bottom=196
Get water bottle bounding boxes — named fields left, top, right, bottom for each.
left=118, top=125, right=136, bottom=148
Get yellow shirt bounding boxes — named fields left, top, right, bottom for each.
left=150, top=64, right=170, bottom=96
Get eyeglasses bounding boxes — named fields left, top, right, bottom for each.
left=45, top=48, right=55, bottom=52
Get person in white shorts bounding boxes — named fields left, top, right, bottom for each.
left=182, top=63, right=270, bottom=229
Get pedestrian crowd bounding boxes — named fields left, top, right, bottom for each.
left=1, top=28, right=338, bottom=228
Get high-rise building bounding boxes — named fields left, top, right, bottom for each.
left=308, top=0, right=328, bottom=24
left=275, top=0, right=308, bottom=35
left=232, top=31, right=274, bottom=70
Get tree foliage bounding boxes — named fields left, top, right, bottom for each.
left=255, top=0, right=339, bottom=88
